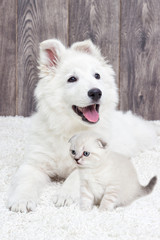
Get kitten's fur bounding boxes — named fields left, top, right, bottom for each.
left=69, top=131, right=157, bottom=211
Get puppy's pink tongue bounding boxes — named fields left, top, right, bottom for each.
left=83, top=106, right=99, bottom=123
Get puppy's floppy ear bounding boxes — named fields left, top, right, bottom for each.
left=39, top=39, right=66, bottom=70
left=97, top=138, right=107, bottom=149
left=71, top=39, right=101, bottom=58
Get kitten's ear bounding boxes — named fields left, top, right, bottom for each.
left=71, top=39, right=101, bottom=58
left=97, top=138, right=107, bottom=149
left=39, top=39, right=66, bottom=71
left=68, top=134, right=77, bottom=144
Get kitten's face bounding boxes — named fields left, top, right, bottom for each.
left=69, top=132, right=107, bottom=168
left=70, top=145, right=99, bottom=168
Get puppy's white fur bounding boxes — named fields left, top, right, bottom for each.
left=7, top=39, right=158, bottom=212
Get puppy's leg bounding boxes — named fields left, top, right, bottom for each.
left=80, top=183, right=94, bottom=211
left=99, top=185, right=118, bottom=211
left=53, top=169, right=80, bottom=207
left=7, top=164, right=50, bottom=212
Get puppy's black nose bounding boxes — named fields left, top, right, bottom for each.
left=88, top=88, right=102, bottom=101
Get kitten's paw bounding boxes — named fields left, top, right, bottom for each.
left=80, top=206, right=92, bottom=211
left=80, top=203, right=93, bottom=211
left=99, top=203, right=114, bottom=211
left=8, top=199, right=37, bottom=213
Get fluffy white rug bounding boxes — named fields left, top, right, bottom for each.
left=0, top=116, right=160, bottom=240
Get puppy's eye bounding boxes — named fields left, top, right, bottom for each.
left=71, top=150, right=76, bottom=155
left=83, top=151, right=90, bottom=157
left=94, top=73, right=100, bottom=79
left=68, top=76, right=78, bottom=83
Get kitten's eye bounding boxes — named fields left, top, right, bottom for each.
left=94, top=73, right=100, bottom=79
left=83, top=151, right=90, bottom=157
left=68, top=76, right=78, bottom=83
left=71, top=150, right=76, bottom=155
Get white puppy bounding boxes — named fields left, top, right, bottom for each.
left=69, top=131, right=157, bottom=211
left=7, top=39, right=159, bottom=212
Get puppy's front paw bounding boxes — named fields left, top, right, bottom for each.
left=8, top=199, right=37, bottom=213
left=53, top=186, right=79, bottom=208
left=53, top=169, right=80, bottom=207
left=53, top=192, right=75, bottom=207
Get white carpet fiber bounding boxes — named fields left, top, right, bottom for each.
left=0, top=116, right=160, bottom=240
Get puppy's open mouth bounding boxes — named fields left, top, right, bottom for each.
left=72, top=104, right=100, bottom=124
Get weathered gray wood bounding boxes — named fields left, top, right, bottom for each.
left=17, top=0, right=68, bottom=116
left=0, top=0, right=16, bottom=116
left=69, top=0, right=120, bottom=82
left=120, top=0, right=160, bottom=120
left=0, top=0, right=160, bottom=120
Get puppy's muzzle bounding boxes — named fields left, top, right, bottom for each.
left=88, top=88, right=102, bottom=101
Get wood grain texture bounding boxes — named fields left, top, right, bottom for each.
left=0, top=0, right=160, bottom=120
left=17, top=0, right=68, bottom=116
left=0, top=0, right=16, bottom=116
left=120, top=0, right=160, bottom=120
left=69, top=0, right=120, bottom=81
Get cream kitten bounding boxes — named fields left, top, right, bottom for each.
left=69, top=131, right=157, bottom=211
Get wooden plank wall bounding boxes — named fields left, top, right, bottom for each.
left=0, top=0, right=17, bottom=116
left=0, top=0, right=160, bottom=120
left=120, top=0, right=160, bottom=120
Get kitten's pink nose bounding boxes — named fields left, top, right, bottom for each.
left=74, top=158, right=81, bottom=164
